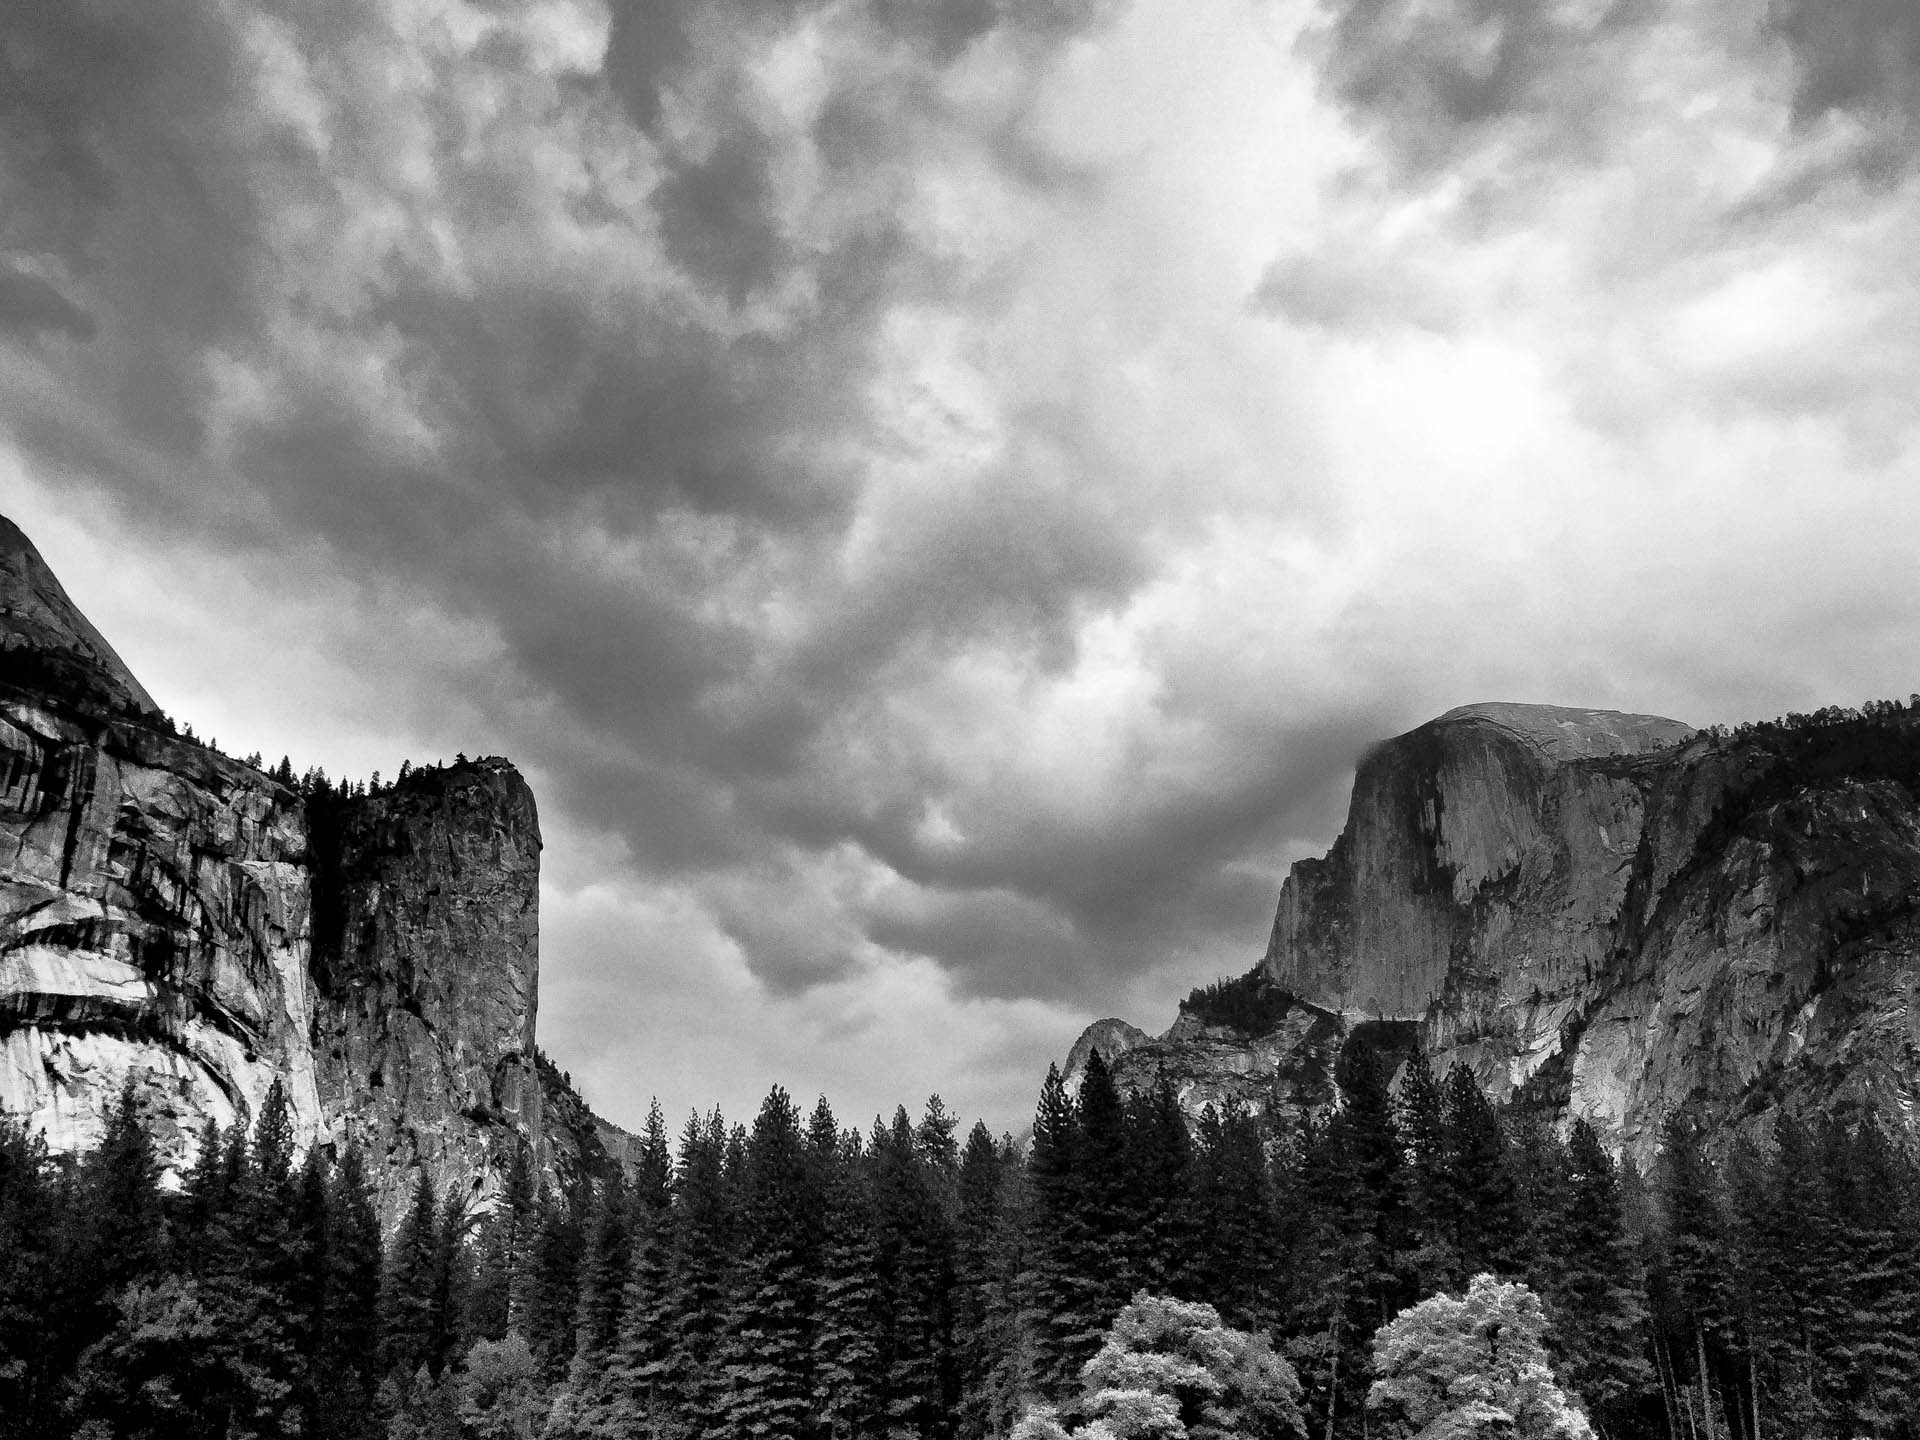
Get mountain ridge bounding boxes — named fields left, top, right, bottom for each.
left=1070, top=697, right=1920, bottom=1159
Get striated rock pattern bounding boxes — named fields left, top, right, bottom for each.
left=1261, top=700, right=1920, bottom=1156
left=1069, top=699, right=1920, bottom=1161
left=0, top=701, right=322, bottom=1168
left=0, top=517, right=611, bottom=1225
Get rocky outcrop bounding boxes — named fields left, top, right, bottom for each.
left=1063, top=981, right=1415, bottom=1128
left=1070, top=699, right=1920, bottom=1160
left=0, top=516, right=611, bottom=1224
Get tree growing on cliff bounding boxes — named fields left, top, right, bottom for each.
left=1368, top=1274, right=1594, bottom=1440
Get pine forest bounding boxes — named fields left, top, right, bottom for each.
left=5, top=1038, right=1917, bottom=1440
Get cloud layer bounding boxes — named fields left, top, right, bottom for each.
left=5, top=0, right=1920, bottom=1132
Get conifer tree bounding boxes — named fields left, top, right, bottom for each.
left=810, top=1107, right=883, bottom=1440
left=526, top=1184, right=585, bottom=1382
left=1824, top=1119, right=1920, bottom=1438
left=1288, top=1038, right=1406, bottom=1439
left=952, top=1120, right=1012, bottom=1440
left=1549, top=1120, right=1653, bottom=1438
left=573, top=1171, right=631, bottom=1368
left=0, top=1118, right=60, bottom=1440
left=720, top=1085, right=819, bottom=1440
left=315, top=1144, right=384, bottom=1440
left=468, top=1140, right=537, bottom=1343
left=1186, top=1099, right=1279, bottom=1331
left=83, top=1079, right=165, bottom=1292
left=1394, top=1051, right=1459, bottom=1297
left=668, top=1109, right=737, bottom=1440
left=875, top=1104, right=958, bottom=1438
left=1653, top=1110, right=1730, bottom=1440
left=601, top=1102, right=677, bottom=1438
left=1060, top=1051, right=1134, bottom=1364
left=1736, top=1115, right=1834, bottom=1435
left=1023, top=1065, right=1080, bottom=1398
left=1121, top=1081, right=1192, bottom=1297
left=917, top=1095, right=962, bottom=1214
left=1441, top=1062, right=1525, bottom=1279
left=384, top=1171, right=450, bottom=1381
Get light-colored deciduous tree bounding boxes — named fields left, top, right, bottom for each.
left=1011, top=1291, right=1306, bottom=1440
left=1368, top=1273, right=1595, bottom=1440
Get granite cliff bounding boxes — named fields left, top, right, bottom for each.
left=1070, top=699, right=1920, bottom=1159
left=0, top=517, right=611, bottom=1224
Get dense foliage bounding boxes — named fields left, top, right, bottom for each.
left=1179, top=971, right=1298, bottom=1035
left=7, top=1047, right=1920, bottom=1440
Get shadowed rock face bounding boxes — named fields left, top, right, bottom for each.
left=0, top=517, right=611, bottom=1225
left=0, top=516, right=157, bottom=717
left=1266, top=702, right=1697, bottom=1022
left=1070, top=700, right=1920, bottom=1160
left=1262, top=701, right=1920, bottom=1156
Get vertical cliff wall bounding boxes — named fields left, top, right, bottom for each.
left=1263, top=701, right=1920, bottom=1155
left=0, top=517, right=609, bottom=1223
left=1066, top=699, right=1920, bottom=1160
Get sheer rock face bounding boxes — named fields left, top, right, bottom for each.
left=0, top=518, right=607, bottom=1225
left=1070, top=700, right=1920, bottom=1160
left=1264, top=701, right=1920, bottom=1156
left=0, top=701, right=321, bottom=1169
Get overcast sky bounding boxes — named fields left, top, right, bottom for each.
left=4, top=0, right=1919, bottom=1138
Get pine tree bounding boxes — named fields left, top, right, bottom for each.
left=668, top=1109, right=737, bottom=1440
left=1287, top=1037, right=1407, bottom=1440
left=572, top=1171, right=631, bottom=1368
left=315, top=1144, right=384, bottom=1440
left=1059, top=1051, right=1133, bottom=1370
left=470, top=1140, right=537, bottom=1343
left=525, top=1183, right=585, bottom=1382
left=720, top=1085, right=818, bottom=1440
left=1122, top=1081, right=1193, bottom=1298
left=811, top=1108, right=883, bottom=1440
left=1735, top=1115, right=1831, bottom=1437
left=1549, top=1120, right=1653, bottom=1437
left=1022, top=1065, right=1079, bottom=1399
left=0, top=1118, right=60, bottom=1440
left=874, top=1105, right=957, bottom=1439
left=83, top=1079, right=165, bottom=1292
left=1441, top=1062, right=1525, bottom=1279
left=953, top=1120, right=1011, bottom=1440
left=1395, top=1050, right=1460, bottom=1297
left=600, top=1102, right=676, bottom=1438
left=1653, top=1110, right=1730, bottom=1440
left=1186, top=1099, right=1279, bottom=1331
left=384, top=1171, right=450, bottom=1381
left=1825, top=1119, right=1920, bottom=1438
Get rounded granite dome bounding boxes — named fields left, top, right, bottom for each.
left=1426, top=701, right=1695, bottom=762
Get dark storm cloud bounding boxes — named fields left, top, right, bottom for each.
left=0, top=268, right=94, bottom=341
left=1771, top=0, right=1920, bottom=124
left=5, top=0, right=1241, bottom=1015
left=1769, top=0, right=1920, bottom=180
left=1301, top=0, right=1648, bottom=177
left=1307, top=0, right=1920, bottom=200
